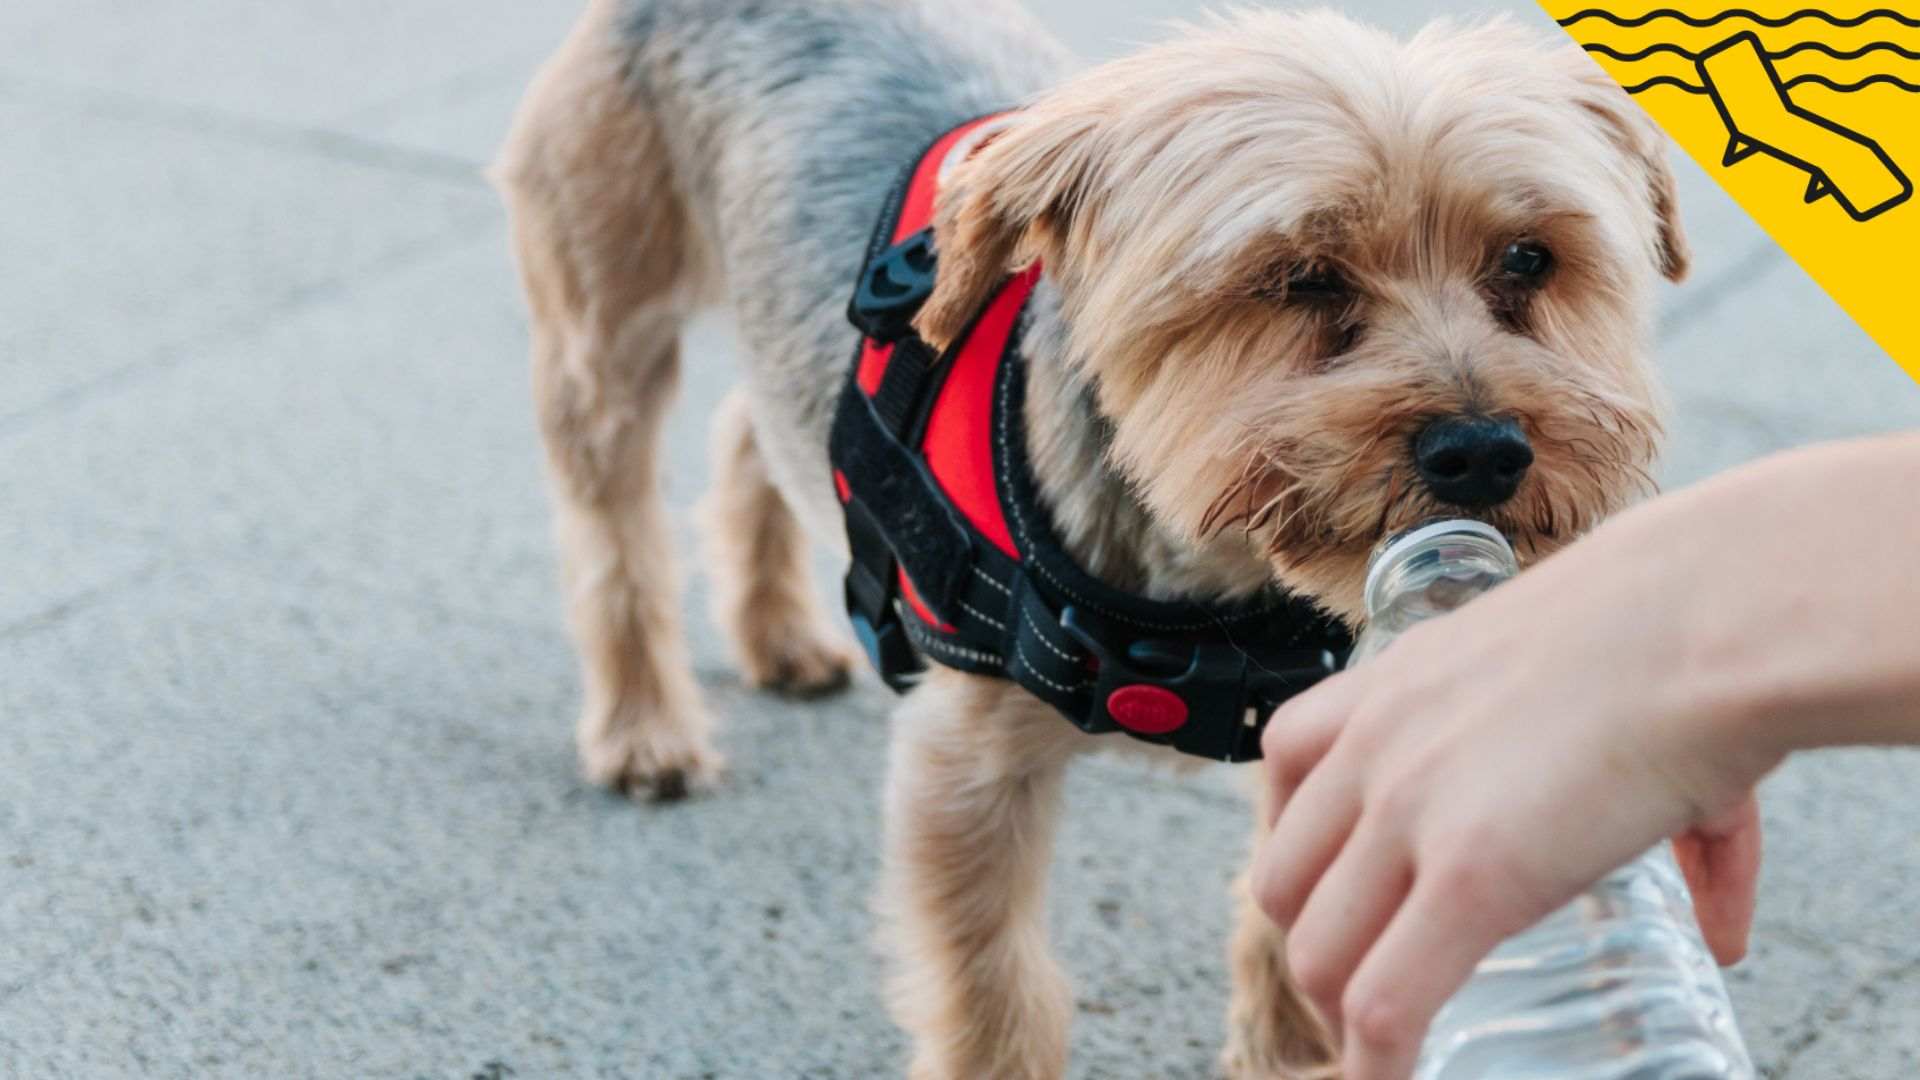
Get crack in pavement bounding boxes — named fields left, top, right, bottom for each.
left=0, top=70, right=489, bottom=190
left=1768, top=953, right=1920, bottom=1079
left=0, top=558, right=168, bottom=642
left=0, top=206, right=501, bottom=443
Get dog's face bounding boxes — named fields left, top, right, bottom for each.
left=920, top=12, right=1684, bottom=617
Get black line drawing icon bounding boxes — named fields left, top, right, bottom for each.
left=1561, top=9, right=1918, bottom=222
left=1588, top=42, right=1920, bottom=63
left=1698, top=33, right=1912, bottom=221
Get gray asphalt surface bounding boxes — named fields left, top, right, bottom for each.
left=4, top=1, right=1919, bottom=1077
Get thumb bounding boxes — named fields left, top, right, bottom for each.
left=1671, top=793, right=1763, bottom=966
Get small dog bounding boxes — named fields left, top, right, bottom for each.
left=496, top=1, right=1684, bottom=1076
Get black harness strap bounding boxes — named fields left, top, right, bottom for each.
left=829, top=115, right=1352, bottom=762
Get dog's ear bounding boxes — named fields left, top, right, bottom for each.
left=1562, top=50, right=1690, bottom=282
left=916, top=111, right=1103, bottom=350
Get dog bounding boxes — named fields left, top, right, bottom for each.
left=495, top=1, right=1684, bottom=1075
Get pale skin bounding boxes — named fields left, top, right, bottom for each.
left=1254, top=432, right=1920, bottom=1080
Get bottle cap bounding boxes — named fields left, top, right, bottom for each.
left=1363, top=519, right=1515, bottom=616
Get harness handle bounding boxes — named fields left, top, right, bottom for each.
left=849, top=228, right=937, bottom=342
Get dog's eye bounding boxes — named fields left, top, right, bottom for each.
left=1331, top=320, right=1364, bottom=355
left=1497, top=242, right=1553, bottom=284
left=1286, top=266, right=1346, bottom=300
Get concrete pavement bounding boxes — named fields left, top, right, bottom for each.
left=3, top=1, right=1918, bottom=1077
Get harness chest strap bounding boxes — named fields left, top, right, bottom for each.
left=828, top=114, right=1352, bottom=762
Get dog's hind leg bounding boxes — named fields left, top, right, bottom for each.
left=699, top=390, right=856, bottom=697
left=879, top=674, right=1081, bottom=1080
left=497, top=6, right=719, bottom=800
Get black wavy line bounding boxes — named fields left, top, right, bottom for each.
left=1771, top=41, right=1920, bottom=61
left=1560, top=8, right=1920, bottom=28
left=1783, top=72, right=1920, bottom=91
left=1621, top=72, right=1920, bottom=93
left=1622, top=76, right=1710, bottom=93
left=1586, top=41, right=1920, bottom=62
left=1586, top=43, right=1702, bottom=59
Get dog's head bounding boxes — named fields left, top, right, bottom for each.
left=919, top=11, right=1682, bottom=617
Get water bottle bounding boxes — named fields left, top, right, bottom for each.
left=1350, top=520, right=1755, bottom=1080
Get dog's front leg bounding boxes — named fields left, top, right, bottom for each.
left=1224, top=783, right=1340, bottom=1079
left=878, top=671, right=1081, bottom=1080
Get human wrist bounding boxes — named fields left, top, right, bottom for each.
left=1628, top=492, right=1790, bottom=803
left=1668, top=437, right=1920, bottom=762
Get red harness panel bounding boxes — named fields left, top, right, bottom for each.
left=851, top=115, right=1028, bottom=624
left=855, top=117, right=1003, bottom=397
left=921, top=265, right=1037, bottom=558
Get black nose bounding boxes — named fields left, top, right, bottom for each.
left=1414, top=415, right=1533, bottom=509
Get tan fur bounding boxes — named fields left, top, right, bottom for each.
left=1225, top=784, right=1341, bottom=1079
left=878, top=670, right=1085, bottom=1080
left=499, top=4, right=1681, bottom=1075
left=699, top=390, right=857, bottom=696
left=496, top=0, right=723, bottom=798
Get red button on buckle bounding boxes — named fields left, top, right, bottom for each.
left=1106, top=684, right=1188, bottom=735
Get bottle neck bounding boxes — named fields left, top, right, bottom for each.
left=1364, top=520, right=1519, bottom=620
left=1350, top=521, right=1518, bottom=666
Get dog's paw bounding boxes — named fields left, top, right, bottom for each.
left=577, top=716, right=723, bottom=802
left=741, top=630, right=856, bottom=700
left=1221, top=1033, right=1341, bottom=1080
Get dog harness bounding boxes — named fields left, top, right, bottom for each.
left=829, top=115, right=1352, bottom=762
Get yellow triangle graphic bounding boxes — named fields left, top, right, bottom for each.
left=1541, top=1, right=1920, bottom=378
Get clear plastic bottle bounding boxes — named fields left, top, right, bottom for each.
left=1350, top=520, right=1756, bottom=1080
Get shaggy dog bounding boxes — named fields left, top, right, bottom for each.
left=496, top=1, right=1684, bottom=1075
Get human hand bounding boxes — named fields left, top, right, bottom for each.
left=1251, top=506, right=1779, bottom=1080
left=1672, top=792, right=1763, bottom=966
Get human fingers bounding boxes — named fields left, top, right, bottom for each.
left=1253, top=740, right=1365, bottom=932
left=1672, top=793, right=1762, bottom=966
left=1260, top=671, right=1364, bottom=828
left=1337, top=872, right=1524, bottom=1080
left=1283, top=817, right=1414, bottom=1030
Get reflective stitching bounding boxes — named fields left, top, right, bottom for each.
left=916, top=634, right=1002, bottom=666
left=1025, top=614, right=1079, bottom=664
left=971, top=565, right=1013, bottom=596
left=902, top=612, right=1003, bottom=666
left=1015, top=642, right=1089, bottom=694
left=958, top=600, right=1006, bottom=632
left=994, top=357, right=1237, bottom=633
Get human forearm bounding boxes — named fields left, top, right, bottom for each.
left=1646, top=432, right=1920, bottom=763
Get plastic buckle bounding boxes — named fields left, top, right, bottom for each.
left=847, top=588, right=926, bottom=693
left=850, top=228, right=937, bottom=342
left=1060, top=606, right=1337, bottom=761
